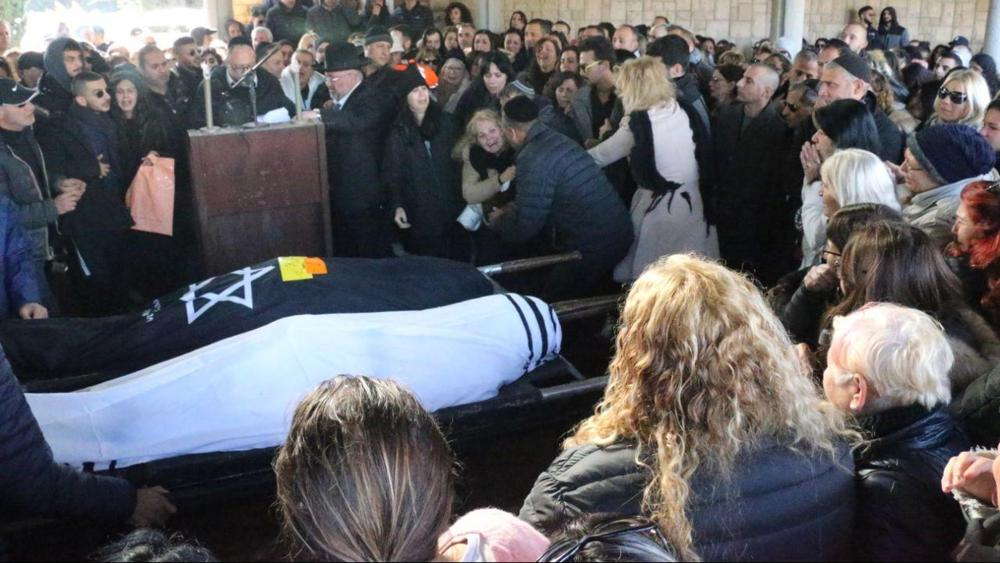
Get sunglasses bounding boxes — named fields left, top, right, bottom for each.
left=536, top=521, right=671, bottom=562
left=938, top=87, right=968, bottom=104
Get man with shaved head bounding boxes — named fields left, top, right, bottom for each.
left=711, top=63, right=789, bottom=282
left=840, top=22, right=869, bottom=54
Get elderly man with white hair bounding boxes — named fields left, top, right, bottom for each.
left=823, top=303, right=970, bottom=561
left=251, top=26, right=274, bottom=50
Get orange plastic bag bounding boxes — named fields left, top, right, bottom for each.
left=125, top=153, right=175, bottom=237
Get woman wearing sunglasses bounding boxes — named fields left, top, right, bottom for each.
left=520, top=254, right=857, bottom=561
left=924, top=69, right=991, bottom=131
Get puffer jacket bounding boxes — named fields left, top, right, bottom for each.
left=0, top=131, right=57, bottom=262
left=953, top=363, right=1000, bottom=447
left=491, top=121, right=632, bottom=268
left=0, top=345, right=135, bottom=525
left=520, top=439, right=856, bottom=561
left=855, top=405, right=970, bottom=561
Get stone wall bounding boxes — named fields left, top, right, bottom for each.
left=494, top=0, right=987, bottom=50
left=225, top=0, right=988, bottom=51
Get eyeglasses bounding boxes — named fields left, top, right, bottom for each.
left=536, top=520, right=671, bottom=562
left=582, top=60, right=604, bottom=74
left=938, top=87, right=968, bottom=104
left=986, top=181, right=1000, bottom=195
left=784, top=100, right=802, bottom=112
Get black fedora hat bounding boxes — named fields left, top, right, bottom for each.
left=324, top=41, right=367, bottom=72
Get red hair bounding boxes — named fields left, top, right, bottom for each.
left=951, top=180, right=1000, bottom=316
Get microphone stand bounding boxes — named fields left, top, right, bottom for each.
left=231, top=43, right=281, bottom=126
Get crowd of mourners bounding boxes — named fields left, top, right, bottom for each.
left=8, top=1, right=1000, bottom=561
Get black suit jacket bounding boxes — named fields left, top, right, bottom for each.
left=319, top=76, right=398, bottom=213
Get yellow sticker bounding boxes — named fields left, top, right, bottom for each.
left=278, top=257, right=313, bottom=282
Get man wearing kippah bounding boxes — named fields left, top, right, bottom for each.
left=817, top=51, right=905, bottom=163
left=487, top=96, right=633, bottom=300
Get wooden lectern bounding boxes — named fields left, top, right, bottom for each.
left=188, top=121, right=332, bottom=276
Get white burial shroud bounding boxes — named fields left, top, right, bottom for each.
left=26, top=294, right=561, bottom=470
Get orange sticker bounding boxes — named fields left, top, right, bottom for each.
left=304, top=258, right=327, bottom=275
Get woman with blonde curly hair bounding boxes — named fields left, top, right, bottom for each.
left=520, top=254, right=856, bottom=561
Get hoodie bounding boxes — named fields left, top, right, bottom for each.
left=34, top=38, right=79, bottom=125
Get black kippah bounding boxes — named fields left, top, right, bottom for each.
left=502, top=95, right=538, bottom=122
left=832, top=52, right=871, bottom=83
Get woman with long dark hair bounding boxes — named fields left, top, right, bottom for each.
left=502, top=28, right=530, bottom=73
left=798, top=99, right=883, bottom=267
left=420, top=27, right=447, bottom=61
left=508, top=10, right=527, bottom=32
left=518, top=36, right=560, bottom=95
left=109, top=70, right=186, bottom=300
left=873, top=7, right=910, bottom=50
left=444, top=2, right=473, bottom=26
left=824, top=221, right=1000, bottom=391
left=454, top=51, right=515, bottom=125
left=383, top=65, right=464, bottom=258
left=472, top=29, right=498, bottom=54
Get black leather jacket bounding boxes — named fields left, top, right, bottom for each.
left=856, top=404, right=970, bottom=561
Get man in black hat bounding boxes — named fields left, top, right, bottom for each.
left=0, top=78, right=79, bottom=315
left=266, top=0, right=309, bottom=45
left=305, top=41, right=397, bottom=258
left=188, top=37, right=296, bottom=128
left=16, top=52, right=45, bottom=89
left=488, top=96, right=632, bottom=300
left=817, top=51, right=904, bottom=163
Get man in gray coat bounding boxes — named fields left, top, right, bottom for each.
left=489, top=97, right=633, bottom=300
left=0, top=79, right=83, bottom=301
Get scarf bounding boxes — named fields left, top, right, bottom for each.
left=627, top=110, right=686, bottom=215
left=469, top=144, right=515, bottom=181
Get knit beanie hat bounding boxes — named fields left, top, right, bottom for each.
left=907, top=124, right=997, bottom=185
left=832, top=52, right=871, bottom=83
left=365, top=26, right=392, bottom=47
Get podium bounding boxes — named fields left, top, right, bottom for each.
left=188, top=121, right=332, bottom=276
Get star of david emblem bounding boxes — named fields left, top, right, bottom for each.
left=180, top=266, right=275, bottom=324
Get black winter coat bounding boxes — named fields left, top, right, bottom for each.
left=306, top=3, right=363, bottom=42
left=520, top=440, right=856, bottom=561
left=492, top=121, right=632, bottom=268
left=36, top=113, right=133, bottom=236
left=391, top=3, right=434, bottom=31
left=868, top=94, right=906, bottom=164
left=383, top=104, right=462, bottom=257
left=711, top=101, right=788, bottom=270
left=265, top=1, right=309, bottom=44
left=32, top=73, right=75, bottom=137
left=855, top=405, right=969, bottom=561
left=953, top=362, right=1000, bottom=447
left=187, top=65, right=296, bottom=129
left=319, top=77, right=398, bottom=213
left=0, top=348, right=135, bottom=525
